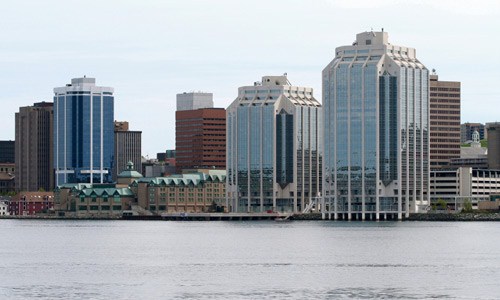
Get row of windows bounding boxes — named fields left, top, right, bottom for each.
left=430, top=104, right=460, bottom=109
left=430, top=93, right=460, bottom=98
left=78, top=205, right=121, bottom=211
left=430, top=133, right=460, bottom=137
left=430, top=87, right=460, bottom=92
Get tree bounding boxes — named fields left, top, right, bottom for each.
left=462, top=198, right=473, bottom=213
left=437, top=198, right=447, bottom=211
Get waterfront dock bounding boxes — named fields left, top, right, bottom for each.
left=159, top=212, right=286, bottom=221
left=122, top=212, right=290, bottom=221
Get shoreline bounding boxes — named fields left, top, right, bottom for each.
left=1, top=212, right=500, bottom=221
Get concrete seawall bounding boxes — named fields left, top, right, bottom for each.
left=2, top=212, right=500, bottom=221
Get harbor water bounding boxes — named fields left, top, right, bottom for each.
left=0, top=220, right=499, bottom=299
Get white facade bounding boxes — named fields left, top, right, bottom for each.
left=226, top=75, right=322, bottom=213
left=0, top=200, right=10, bottom=216
left=430, top=167, right=500, bottom=204
left=176, top=92, right=214, bottom=111
left=323, top=31, right=430, bottom=220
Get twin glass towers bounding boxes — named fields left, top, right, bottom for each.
left=228, top=31, right=430, bottom=219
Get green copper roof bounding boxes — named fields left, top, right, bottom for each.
left=117, top=170, right=143, bottom=178
left=117, top=161, right=143, bottom=178
left=79, top=187, right=135, bottom=197
left=130, top=170, right=226, bottom=187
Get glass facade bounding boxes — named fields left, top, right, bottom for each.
left=322, top=32, right=429, bottom=220
left=54, top=79, right=114, bottom=185
left=227, top=78, right=322, bottom=213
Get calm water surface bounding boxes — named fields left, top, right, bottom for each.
left=0, top=220, right=499, bottom=299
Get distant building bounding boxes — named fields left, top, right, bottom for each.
left=487, top=122, right=500, bottom=169
left=227, top=75, right=322, bottom=213
left=15, top=102, right=54, bottom=192
left=175, top=108, right=226, bottom=172
left=461, top=122, right=485, bottom=144
left=157, top=150, right=175, bottom=162
left=113, top=121, right=142, bottom=181
left=176, top=92, right=213, bottom=111
left=323, top=31, right=429, bottom=220
left=451, top=131, right=488, bottom=168
left=0, top=163, right=15, bottom=194
left=141, top=157, right=175, bottom=177
left=0, top=141, right=15, bottom=163
left=9, top=192, right=54, bottom=216
left=430, top=167, right=500, bottom=210
left=0, top=196, right=11, bottom=216
left=131, top=169, right=226, bottom=214
left=0, top=198, right=10, bottom=216
left=54, top=77, right=114, bottom=185
left=429, top=74, right=461, bottom=168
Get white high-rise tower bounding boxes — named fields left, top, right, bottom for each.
left=226, top=75, right=322, bottom=213
left=322, top=31, right=430, bottom=220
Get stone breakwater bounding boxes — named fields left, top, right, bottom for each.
left=2, top=212, right=500, bottom=221
left=292, top=212, right=500, bottom=221
left=408, top=212, right=500, bottom=221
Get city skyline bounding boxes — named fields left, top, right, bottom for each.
left=1, top=0, right=499, bottom=156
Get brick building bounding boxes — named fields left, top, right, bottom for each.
left=429, top=74, right=461, bottom=169
left=9, top=192, right=54, bottom=215
left=131, top=170, right=226, bottom=214
left=175, top=108, right=226, bottom=172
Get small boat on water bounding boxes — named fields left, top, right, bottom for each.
left=275, top=215, right=292, bottom=222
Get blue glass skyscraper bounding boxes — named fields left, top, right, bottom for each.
left=54, top=77, right=114, bottom=185
left=323, top=31, right=430, bottom=220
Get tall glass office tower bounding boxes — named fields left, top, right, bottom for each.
left=323, top=31, right=429, bottom=220
left=226, top=75, right=322, bottom=213
left=54, top=77, right=114, bottom=185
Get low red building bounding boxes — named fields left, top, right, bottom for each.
left=9, top=192, right=54, bottom=216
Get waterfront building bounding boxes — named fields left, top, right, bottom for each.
left=116, top=161, right=143, bottom=186
left=176, top=92, right=214, bottom=111
left=14, top=102, right=54, bottom=192
left=430, top=167, right=500, bottom=210
left=487, top=123, right=500, bottom=169
left=131, top=169, right=226, bottom=214
left=175, top=108, right=226, bottom=172
left=0, top=198, right=10, bottom=216
left=226, top=75, right=322, bottom=213
left=461, top=122, right=485, bottom=144
left=53, top=77, right=114, bottom=185
left=323, top=31, right=430, bottom=220
left=0, top=141, right=15, bottom=163
left=55, top=183, right=134, bottom=217
left=113, top=121, right=142, bottom=181
left=429, top=74, right=461, bottom=168
left=0, top=163, right=15, bottom=194
left=8, top=192, right=54, bottom=216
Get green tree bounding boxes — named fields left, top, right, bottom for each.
left=437, top=198, right=447, bottom=210
left=462, top=198, right=473, bottom=213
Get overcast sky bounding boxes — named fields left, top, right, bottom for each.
left=1, top=0, right=499, bottom=156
